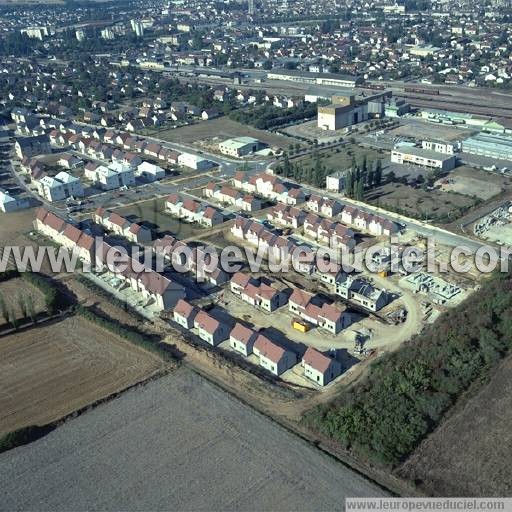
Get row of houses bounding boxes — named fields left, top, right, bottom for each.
left=14, top=135, right=51, bottom=159
left=305, top=195, right=400, bottom=237
left=230, top=272, right=287, bottom=312
left=165, top=194, right=224, bottom=227
left=152, top=235, right=230, bottom=286
left=84, top=161, right=136, bottom=191
left=172, top=299, right=298, bottom=376
left=173, top=298, right=341, bottom=384
left=34, top=208, right=185, bottom=311
left=232, top=171, right=306, bottom=205
left=93, top=208, right=153, bottom=244
left=305, top=194, right=343, bottom=217
left=303, top=214, right=356, bottom=251
left=339, top=205, right=400, bottom=236
left=267, top=204, right=357, bottom=251
left=231, top=217, right=316, bottom=274
left=50, top=127, right=180, bottom=165
left=204, top=182, right=261, bottom=212
left=289, top=288, right=352, bottom=334
left=51, top=126, right=214, bottom=171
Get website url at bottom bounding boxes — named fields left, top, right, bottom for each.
left=346, top=498, right=512, bottom=511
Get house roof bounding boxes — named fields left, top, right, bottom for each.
left=289, top=288, right=313, bottom=308
left=43, top=211, right=66, bottom=232
left=230, top=322, right=257, bottom=345
left=77, top=232, right=95, bottom=251
left=108, top=212, right=128, bottom=228
left=231, top=271, right=251, bottom=288
left=319, top=303, right=345, bottom=323
left=174, top=299, right=197, bottom=319
left=35, top=207, right=49, bottom=223
left=303, top=347, right=335, bottom=373
left=194, top=310, right=221, bottom=334
left=63, top=223, right=83, bottom=244
left=253, top=335, right=287, bottom=364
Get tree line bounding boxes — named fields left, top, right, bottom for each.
left=303, top=271, right=512, bottom=466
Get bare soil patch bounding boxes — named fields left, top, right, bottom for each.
left=154, top=117, right=296, bottom=149
left=0, top=315, right=165, bottom=436
left=0, top=278, right=45, bottom=322
left=437, top=165, right=507, bottom=200
left=367, top=182, right=477, bottom=222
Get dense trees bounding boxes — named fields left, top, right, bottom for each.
left=304, top=272, right=512, bottom=466
left=345, top=158, right=383, bottom=200
left=229, top=102, right=318, bottom=129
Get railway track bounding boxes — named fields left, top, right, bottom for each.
left=396, top=93, right=512, bottom=120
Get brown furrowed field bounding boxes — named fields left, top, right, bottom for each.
left=0, top=315, right=165, bottom=436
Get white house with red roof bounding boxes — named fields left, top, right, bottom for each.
left=289, top=289, right=351, bottom=334
left=253, top=334, right=297, bottom=376
left=173, top=299, right=199, bottom=329
left=230, top=272, right=287, bottom=312
left=193, top=310, right=231, bottom=346
left=302, top=347, right=342, bottom=386
left=229, top=322, right=258, bottom=356
left=165, top=194, right=224, bottom=227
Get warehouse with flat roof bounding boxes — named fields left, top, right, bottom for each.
left=462, top=133, right=512, bottom=161
left=218, top=136, right=262, bottom=157
left=267, top=69, right=363, bottom=88
left=391, top=146, right=456, bottom=171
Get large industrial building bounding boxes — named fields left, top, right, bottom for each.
left=385, top=97, right=411, bottom=117
left=461, top=133, right=512, bottom=161
left=317, top=92, right=389, bottom=131
left=391, top=147, right=456, bottom=171
left=267, top=70, right=363, bottom=88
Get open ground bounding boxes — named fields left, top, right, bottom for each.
left=116, top=197, right=209, bottom=239
left=437, top=165, right=507, bottom=200
left=385, top=119, right=477, bottom=142
left=151, top=117, right=297, bottom=149
left=366, top=182, right=478, bottom=222
left=0, top=278, right=45, bottom=321
left=0, top=369, right=387, bottom=511
left=292, top=143, right=386, bottom=172
left=399, top=352, right=512, bottom=497
left=0, top=315, right=164, bottom=436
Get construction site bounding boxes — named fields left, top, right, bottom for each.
left=473, top=201, right=512, bottom=247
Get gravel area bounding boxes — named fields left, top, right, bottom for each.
left=0, top=369, right=386, bottom=511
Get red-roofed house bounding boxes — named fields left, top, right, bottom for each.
left=253, top=335, right=297, bottom=376
left=193, top=310, right=231, bottom=346
left=289, top=289, right=351, bottom=334
left=229, top=322, right=258, bottom=356
left=302, top=347, right=342, bottom=386
left=173, top=299, right=199, bottom=328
